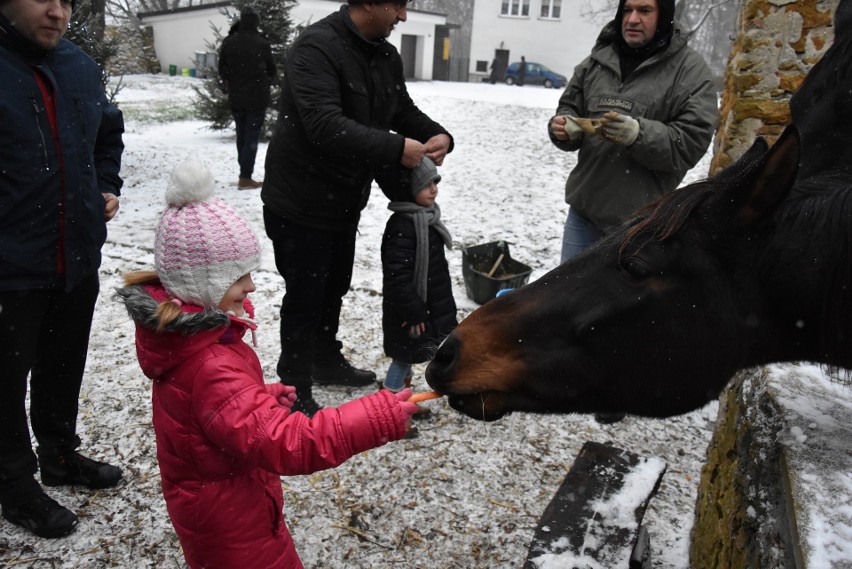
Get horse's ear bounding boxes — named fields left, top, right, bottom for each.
left=733, top=125, right=800, bottom=228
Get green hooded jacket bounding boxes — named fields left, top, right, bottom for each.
left=549, top=18, right=717, bottom=229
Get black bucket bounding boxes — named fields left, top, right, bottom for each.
left=461, top=241, right=533, bottom=304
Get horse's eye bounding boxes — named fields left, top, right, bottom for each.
left=621, top=257, right=652, bottom=279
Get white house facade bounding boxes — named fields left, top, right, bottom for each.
left=139, top=0, right=446, bottom=80
left=468, top=0, right=603, bottom=84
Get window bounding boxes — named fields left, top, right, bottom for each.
left=501, top=0, right=530, bottom=17
left=540, top=0, right=562, bottom=18
left=476, top=60, right=488, bottom=72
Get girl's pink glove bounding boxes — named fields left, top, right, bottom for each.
left=264, top=383, right=297, bottom=411
left=394, top=388, right=418, bottom=422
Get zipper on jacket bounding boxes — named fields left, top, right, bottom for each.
left=30, top=97, right=50, bottom=169
left=73, top=96, right=92, bottom=155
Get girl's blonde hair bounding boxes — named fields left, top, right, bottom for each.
left=122, top=271, right=183, bottom=332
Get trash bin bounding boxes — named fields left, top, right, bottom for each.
left=181, top=67, right=190, bottom=77
left=461, top=241, right=532, bottom=304
left=168, top=64, right=177, bottom=76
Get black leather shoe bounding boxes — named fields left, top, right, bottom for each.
left=38, top=451, right=122, bottom=490
left=2, top=491, right=78, bottom=538
left=312, top=358, right=376, bottom=387
left=292, top=395, right=323, bottom=418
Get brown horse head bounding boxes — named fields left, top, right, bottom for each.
left=426, top=127, right=852, bottom=421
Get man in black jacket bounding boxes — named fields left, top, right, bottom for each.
left=218, top=6, right=276, bottom=190
left=0, top=0, right=124, bottom=538
left=262, top=0, right=452, bottom=416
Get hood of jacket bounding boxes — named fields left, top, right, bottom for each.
left=592, top=16, right=689, bottom=76
left=115, top=283, right=256, bottom=380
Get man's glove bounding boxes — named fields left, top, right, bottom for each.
left=563, top=116, right=584, bottom=141
left=601, top=111, right=640, bottom=146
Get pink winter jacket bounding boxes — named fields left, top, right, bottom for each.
left=116, top=284, right=409, bottom=569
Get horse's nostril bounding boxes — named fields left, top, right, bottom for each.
left=426, top=334, right=459, bottom=385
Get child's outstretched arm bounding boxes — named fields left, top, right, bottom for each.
left=199, top=373, right=417, bottom=478
left=264, top=389, right=417, bottom=475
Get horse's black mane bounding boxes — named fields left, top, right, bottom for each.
left=617, top=178, right=714, bottom=256
left=620, top=158, right=852, bottom=253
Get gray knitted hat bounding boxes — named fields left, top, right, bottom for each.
left=410, top=157, right=441, bottom=196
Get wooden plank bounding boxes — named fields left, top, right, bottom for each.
left=524, top=441, right=667, bottom=569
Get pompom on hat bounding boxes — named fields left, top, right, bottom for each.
left=155, top=161, right=261, bottom=309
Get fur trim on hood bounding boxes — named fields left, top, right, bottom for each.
left=115, top=284, right=232, bottom=334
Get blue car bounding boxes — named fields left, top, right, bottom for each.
left=504, top=61, right=567, bottom=89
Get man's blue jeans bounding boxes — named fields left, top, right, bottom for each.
left=560, top=208, right=603, bottom=264
left=384, top=360, right=412, bottom=392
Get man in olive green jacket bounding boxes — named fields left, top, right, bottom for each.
left=549, top=0, right=717, bottom=264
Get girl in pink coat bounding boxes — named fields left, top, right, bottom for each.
left=116, top=161, right=417, bottom=568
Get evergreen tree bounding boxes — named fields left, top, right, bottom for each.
left=194, top=0, right=298, bottom=133
left=66, top=0, right=122, bottom=98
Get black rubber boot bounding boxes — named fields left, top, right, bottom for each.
left=312, top=352, right=376, bottom=387
left=2, top=490, right=78, bottom=538
left=288, top=380, right=323, bottom=418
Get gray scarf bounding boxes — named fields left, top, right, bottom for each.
left=387, top=202, right=453, bottom=302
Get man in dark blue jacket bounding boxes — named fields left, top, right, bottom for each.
left=262, top=0, right=452, bottom=416
left=0, top=0, right=124, bottom=539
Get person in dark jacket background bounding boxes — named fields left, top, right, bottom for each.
left=0, top=0, right=124, bottom=539
left=262, top=0, right=453, bottom=417
left=218, top=6, right=276, bottom=190
left=381, top=158, right=457, bottom=421
left=489, top=56, right=502, bottom=84
left=517, top=55, right=527, bottom=86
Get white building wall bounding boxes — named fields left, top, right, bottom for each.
left=292, top=1, right=444, bottom=79
left=143, top=7, right=229, bottom=74
left=142, top=0, right=444, bottom=80
left=469, top=0, right=603, bottom=83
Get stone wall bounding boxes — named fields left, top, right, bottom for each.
left=691, top=365, right=852, bottom=567
left=709, top=0, right=839, bottom=175
left=690, top=369, right=796, bottom=568
left=106, top=25, right=160, bottom=76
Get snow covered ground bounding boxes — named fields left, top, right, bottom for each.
left=0, top=74, right=720, bottom=568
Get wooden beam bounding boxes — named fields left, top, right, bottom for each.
left=524, top=441, right=667, bottom=569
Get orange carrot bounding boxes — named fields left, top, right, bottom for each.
left=408, top=391, right=443, bottom=404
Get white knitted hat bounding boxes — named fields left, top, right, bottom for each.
left=154, top=161, right=261, bottom=308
